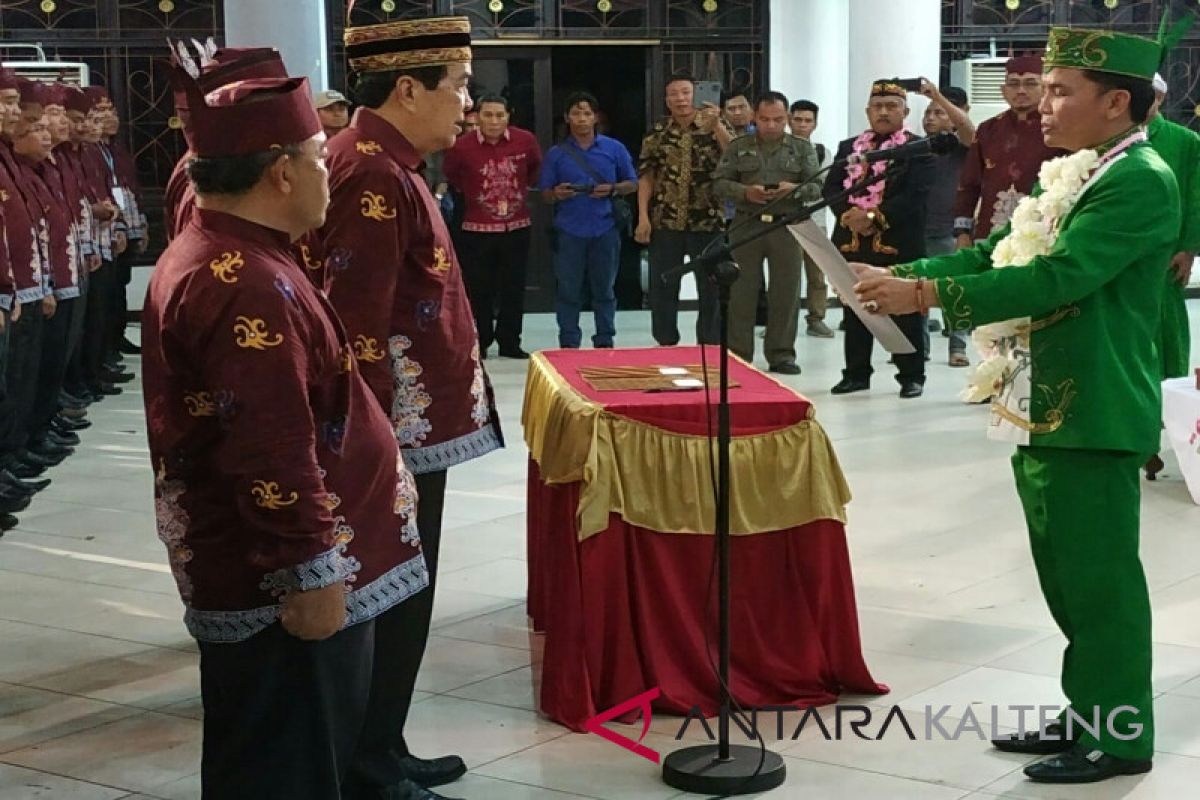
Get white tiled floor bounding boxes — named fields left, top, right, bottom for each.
left=3, top=304, right=1200, bottom=799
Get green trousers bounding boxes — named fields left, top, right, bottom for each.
left=1011, top=446, right=1154, bottom=760
left=1159, top=275, right=1191, bottom=379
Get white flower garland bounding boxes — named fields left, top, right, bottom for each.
left=961, top=147, right=1100, bottom=403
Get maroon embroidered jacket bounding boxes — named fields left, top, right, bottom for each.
left=27, top=157, right=79, bottom=300
left=0, top=143, right=47, bottom=303
left=953, top=109, right=1063, bottom=239
left=319, top=108, right=502, bottom=474
left=141, top=209, right=428, bottom=643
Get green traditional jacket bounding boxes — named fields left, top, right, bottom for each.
left=1147, top=114, right=1200, bottom=378
left=895, top=141, right=1180, bottom=454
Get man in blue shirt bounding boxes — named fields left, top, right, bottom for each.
left=540, top=92, right=637, bottom=348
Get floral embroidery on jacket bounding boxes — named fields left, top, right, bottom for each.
left=209, top=251, right=244, bottom=283
left=388, top=335, right=434, bottom=447
left=252, top=480, right=299, bottom=510
left=233, top=316, right=284, bottom=350
left=469, top=343, right=490, bottom=428
left=395, top=454, right=421, bottom=547
left=154, top=465, right=195, bottom=602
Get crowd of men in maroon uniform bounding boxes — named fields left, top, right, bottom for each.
left=0, top=70, right=146, bottom=533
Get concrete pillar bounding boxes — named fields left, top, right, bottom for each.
left=768, top=0, right=850, bottom=155
left=846, top=0, right=942, bottom=138
left=771, top=0, right=941, bottom=145
left=223, top=0, right=329, bottom=90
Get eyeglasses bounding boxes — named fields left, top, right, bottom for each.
left=1004, top=79, right=1042, bottom=90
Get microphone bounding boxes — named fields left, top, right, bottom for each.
left=846, top=132, right=959, bottom=166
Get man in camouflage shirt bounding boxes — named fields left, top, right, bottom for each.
left=635, top=72, right=731, bottom=346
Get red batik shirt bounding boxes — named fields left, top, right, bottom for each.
left=442, top=126, right=542, bottom=233
left=141, top=209, right=428, bottom=643
left=320, top=108, right=502, bottom=474
left=953, top=109, right=1064, bottom=239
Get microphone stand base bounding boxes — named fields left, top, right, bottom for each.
left=662, top=744, right=787, bottom=795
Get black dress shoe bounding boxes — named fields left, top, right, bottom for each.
left=53, top=416, right=91, bottom=432
left=89, top=382, right=122, bottom=396
left=0, top=493, right=31, bottom=514
left=497, top=346, right=530, bottom=359
left=384, top=779, right=462, bottom=800
left=59, top=392, right=91, bottom=409
left=899, top=381, right=924, bottom=399
left=59, top=405, right=89, bottom=419
left=17, top=449, right=60, bottom=468
left=399, top=754, right=466, bottom=789
left=1023, top=744, right=1152, bottom=783
left=45, top=430, right=81, bottom=448
left=831, top=378, right=870, bottom=395
left=769, top=362, right=802, bottom=376
left=1, top=474, right=37, bottom=497
left=8, top=460, right=47, bottom=479
left=119, top=338, right=141, bottom=355
left=101, top=370, right=135, bottom=384
left=992, top=722, right=1075, bottom=755
left=2, top=470, right=49, bottom=493
left=27, top=441, right=73, bottom=459
left=0, top=513, right=16, bottom=532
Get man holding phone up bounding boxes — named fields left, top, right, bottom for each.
left=712, top=91, right=820, bottom=374
left=636, top=73, right=732, bottom=346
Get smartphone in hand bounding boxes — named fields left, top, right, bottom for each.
left=693, top=80, right=722, bottom=109
left=895, top=78, right=924, bottom=92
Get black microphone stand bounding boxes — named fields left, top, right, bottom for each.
left=659, top=161, right=905, bottom=797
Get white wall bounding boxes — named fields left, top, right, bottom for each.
left=769, top=0, right=849, bottom=154
left=222, top=0, right=328, bottom=90
left=770, top=0, right=941, bottom=146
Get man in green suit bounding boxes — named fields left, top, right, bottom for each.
left=853, top=23, right=1186, bottom=784
left=1143, top=73, right=1199, bottom=478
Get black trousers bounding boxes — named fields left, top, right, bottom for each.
left=108, top=250, right=134, bottom=353
left=647, top=229, right=721, bottom=346
left=458, top=229, right=530, bottom=352
left=82, top=260, right=116, bottom=386
left=31, top=298, right=74, bottom=438
left=843, top=307, right=926, bottom=385
left=0, top=307, right=10, bottom=407
left=346, top=469, right=448, bottom=793
left=0, top=303, right=45, bottom=458
left=198, top=620, right=375, bottom=800
left=64, top=269, right=90, bottom=395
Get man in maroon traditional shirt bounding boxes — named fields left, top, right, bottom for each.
left=163, top=46, right=289, bottom=242
left=321, top=12, right=500, bottom=798
left=443, top=93, right=541, bottom=359
left=0, top=76, right=68, bottom=486
left=13, top=80, right=84, bottom=464
left=953, top=55, right=1063, bottom=246
left=144, top=68, right=430, bottom=799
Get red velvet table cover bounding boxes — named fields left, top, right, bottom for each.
left=539, top=345, right=811, bottom=436
left=525, top=347, right=887, bottom=731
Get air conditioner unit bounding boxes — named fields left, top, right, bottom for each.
left=1, top=43, right=90, bottom=86
left=950, top=57, right=1009, bottom=126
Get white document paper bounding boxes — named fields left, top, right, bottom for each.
left=786, top=219, right=917, bottom=355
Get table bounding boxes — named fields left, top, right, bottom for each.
left=523, top=346, right=886, bottom=731
left=1163, top=377, right=1200, bottom=505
